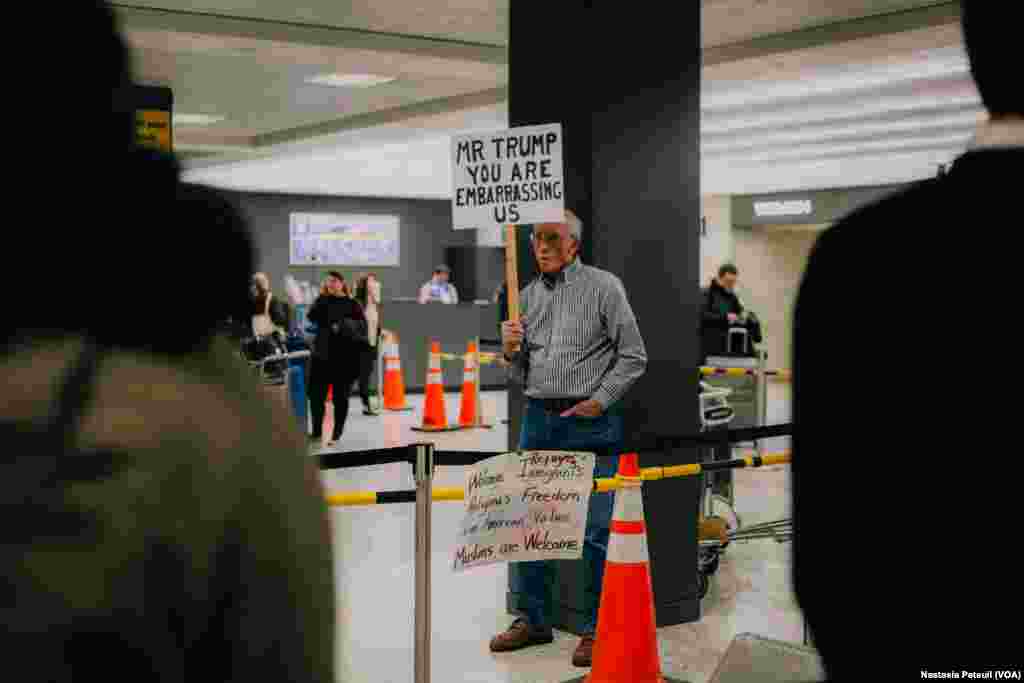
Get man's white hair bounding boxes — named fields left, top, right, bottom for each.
left=566, top=210, right=583, bottom=243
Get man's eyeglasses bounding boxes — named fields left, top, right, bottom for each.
left=531, top=231, right=564, bottom=247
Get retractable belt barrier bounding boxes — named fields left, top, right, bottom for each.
left=438, top=351, right=504, bottom=365
left=318, top=425, right=792, bottom=683
left=317, top=423, right=792, bottom=472
left=319, top=448, right=505, bottom=471
left=700, top=366, right=791, bottom=380
left=325, top=451, right=792, bottom=507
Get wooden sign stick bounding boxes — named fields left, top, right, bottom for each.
left=504, top=224, right=520, bottom=351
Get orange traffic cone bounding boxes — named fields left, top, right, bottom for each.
left=457, top=339, right=494, bottom=430
left=413, top=340, right=459, bottom=432
left=381, top=331, right=413, bottom=411
left=458, top=340, right=480, bottom=428
left=582, top=453, right=681, bottom=683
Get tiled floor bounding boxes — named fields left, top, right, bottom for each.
left=310, top=384, right=812, bottom=682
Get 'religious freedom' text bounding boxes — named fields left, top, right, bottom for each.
left=452, top=450, right=595, bottom=572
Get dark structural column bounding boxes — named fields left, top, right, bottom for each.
left=506, top=2, right=703, bottom=631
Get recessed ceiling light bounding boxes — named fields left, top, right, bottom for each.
left=306, top=73, right=396, bottom=88
left=173, top=113, right=225, bottom=126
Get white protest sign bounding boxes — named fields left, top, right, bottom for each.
left=450, top=123, right=565, bottom=229
left=453, top=450, right=595, bottom=572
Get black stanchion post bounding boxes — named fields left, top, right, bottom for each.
left=413, top=442, right=434, bottom=683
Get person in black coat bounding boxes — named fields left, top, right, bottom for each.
left=792, top=4, right=1017, bottom=677
left=700, top=263, right=761, bottom=361
left=306, top=271, right=367, bottom=444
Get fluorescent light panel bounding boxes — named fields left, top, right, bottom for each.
left=702, top=52, right=970, bottom=111
left=702, top=93, right=982, bottom=136
left=702, top=110, right=985, bottom=154
left=708, top=131, right=971, bottom=165
left=306, top=73, right=396, bottom=88
left=173, top=113, right=225, bottom=126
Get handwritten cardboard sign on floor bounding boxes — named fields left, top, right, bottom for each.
left=453, top=451, right=595, bottom=572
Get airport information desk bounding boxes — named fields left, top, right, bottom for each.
left=381, top=300, right=506, bottom=392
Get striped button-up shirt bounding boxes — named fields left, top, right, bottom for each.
left=509, top=258, right=647, bottom=409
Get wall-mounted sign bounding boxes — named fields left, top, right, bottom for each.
left=753, top=199, right=813, bottom=218
left=135, top=110, right=172, bottom=153
left=133, top=85, right=173, bottom=153
left=289, top=213, right=400, bottom=266
left=450, top=123, right=565, bottom=228
left=736, top=185, right=904, bottom=227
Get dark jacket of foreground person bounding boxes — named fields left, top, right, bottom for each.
left=793, top=146, right=1022, bottom=678
left=1, top=2, right=334, bottom=681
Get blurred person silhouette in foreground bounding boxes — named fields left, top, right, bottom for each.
left=0, top=3, right=334, bottom=681
left=793, top=2, right=1017, bottom=677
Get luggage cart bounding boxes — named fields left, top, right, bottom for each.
left=253, top=349, right=311, bottom=388
left=696, top=381, right=793, bottom=598
left=697, top=381, right=738, bottom=598
left=698, top=381, right=740, bottom=527
left=241, top=335, right=287, bottom=385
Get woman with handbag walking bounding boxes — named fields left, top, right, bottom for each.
left=354, top=273, right=382, bottom=416
left=306, top=271, right=367, bottom=445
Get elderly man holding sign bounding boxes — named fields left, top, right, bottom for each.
left=494, top=209, right=647, bottom=667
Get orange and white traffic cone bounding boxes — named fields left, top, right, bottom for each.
left=458, top=340, right=480, bottom=428
left=583, top=453, right=679, bottom=683
left=413, top=340, right=458, bottom=432
left=381, top=331, right=413, bottom=411
left=457, top=339, right=494, bottom=430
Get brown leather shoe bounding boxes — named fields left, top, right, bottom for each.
left=489, top=618, right=554, bottom=653
left=572, top=633, right=596, bottom=667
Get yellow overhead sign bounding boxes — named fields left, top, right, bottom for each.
left=136, top=110, right=172, bottom=153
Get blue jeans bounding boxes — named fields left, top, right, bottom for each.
left=511, top=398, right=624, bottom=633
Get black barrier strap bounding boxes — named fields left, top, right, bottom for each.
left=649, top=422, right=791, bottom=449
left=479, top=338, right=503, bottom=347
left=701, top=459, right=748, bottom=473
left=318, top=446, right=415, bottom=471
left=319, top=448, right=501, bottom=471
left=317, top=425, right=791, bottom=472
left=376, top=490, right=417, bottom=504
left=433, top=450, right=505, bottom=466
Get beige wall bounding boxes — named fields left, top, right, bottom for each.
left=700, top=195, right=734, bottom=286
left=733, top=227, right=821, bottom=368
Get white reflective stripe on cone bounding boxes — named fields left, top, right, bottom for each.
left=464, top=371, right=477, bottom=382
left=386, top=359, right=401, bottom=371
left=429, top=354, right=442, bottom=370
left=613, top=487, right=646, bottom=522
left=606, top=532, right=649, bottom=564
left=427, top=371, right=443, bottom=385
left=385, top=343, right=399, bottom=357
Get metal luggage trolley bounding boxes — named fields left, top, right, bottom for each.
left=696, top=380, right=793, bottom=599
left=253, top=349, right=311, bottom=387
left=240, top=336, right=310, bottom=386
left=696, top=381, right=739, bottom=598
left=698, top=381, right=741, bottom=525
